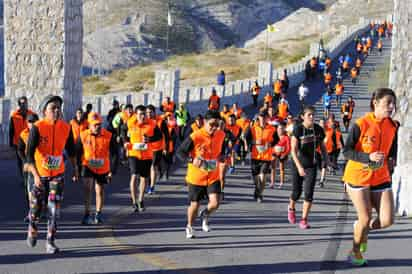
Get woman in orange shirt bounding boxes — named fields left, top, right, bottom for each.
left=342, top=88, right=398, bottom=266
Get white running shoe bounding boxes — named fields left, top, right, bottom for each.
left=186, top=226, right=195, bottom=239
left=202, top=214, right=210, bottom=232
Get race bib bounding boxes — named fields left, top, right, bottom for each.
left=88, top=158, right=104, bottom=168
left=133, top=143, right=148, bottom=151
left=256, top=145, right=268, bottom=153
left=42, top=155, right=63, bottom=171
left=201, top=160, right=217, bottom=172
left=344, top=112, right=349, bottom=116
left=274, top=145, right=285, bottom=154
left=366, top=160, right=384, bottom=171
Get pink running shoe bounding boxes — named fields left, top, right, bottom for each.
left=299, top=219, right=311, bottom=229
left=288, top=208, right=296, bottom=224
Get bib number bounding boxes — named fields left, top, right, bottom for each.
left=133, top=143, right=148, bottom=151
left=42, top=155, right=63, bottom=171
left=344, top=112, right=349, bottom=116
left=200, top=160, right=217, bottom=172
left=256, top=145, right=268, bottom=154
left=274, top=145, right=285, bottom=154
left=88, top=158, right=104, bottom=168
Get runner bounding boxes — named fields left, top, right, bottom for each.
left=351, top=66, right=358, bottom=85
left=309, top=57, right=318, bottom=80
left=189, top=114, right=203, bottom=134
left=342, top=88, right=398, bottom=266
left=324, top=122, right=344, bottom=175
left=25, top=95, right=78, bottom=254
left=9, top=96, right=36, bottom=186
left=70, top=108, right=88, bottom=144
left=17, top=114, right=39, bottom=222
left=335, top=82, right=345, bottom=106
left=264, top=92, right=273, bottom=107
left=123, top=105, right=162, bottom=212
left=146, top=105, right=169, bottom=195
left=220, top=104, right=231, bottom=123
left=336, top=67, right=343, bottom=84
left=355, top=57, right=362, bottom=76
left=341, top=96, right=355, bottom=132
left=225, top=114, right=242, bottom=174
left=244, top=111, right=278, bottom=203
left=251, top=80, right=261, bottom=107
left=377, top=39, right=383, bottom=56
left=274, top=79, right=283, bottom=103
left=177, top=110, right=225, bottom=239
left=322, top=88, right=333, bottom=119
left=324, top=71, right=332, bottom=88
left=277, top=95, right=290, bottom=122
left=175, top=103, right=190, bottom=142
left=298, top=82, right=309, bottom=110
left=270, top=122, right=291, bottom=189
left=208, top=88, right=221, bottom=111
left=288, top=105, right=327, bottom=229
left=236, top=112, right=251, bottom=165
left=117, top=104, right=134, bottom=166
left=160, top=96, right=176, bottom=115
left=77, top=112, right=115, bottom=225
left=230, top=103, right=243, bottom=119
left=163, top=113, right=178, bottom=180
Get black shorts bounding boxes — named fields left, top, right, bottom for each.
left=251, top=160, right=271, bottom=176
left=82, top=166, right=110, bottom=185
left=128, top=157, right=151, bottom=178
left=188, top=181, right=221, bottom=202
left=152, top=150, right=163, bottom=166
left=343, top=116, right=351, bottom=123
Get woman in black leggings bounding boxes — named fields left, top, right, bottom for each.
left=288, top=106, right=327, bottom=229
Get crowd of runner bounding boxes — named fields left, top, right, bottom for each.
left=7, top=21, right=398, bottom=267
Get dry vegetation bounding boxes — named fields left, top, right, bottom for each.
left=83, top=34, right=322, bottom=95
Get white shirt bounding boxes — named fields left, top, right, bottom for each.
left=298, top=85, right=308, bottom=100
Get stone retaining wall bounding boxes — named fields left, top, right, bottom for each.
left=389, top=0, right=412, bottom=217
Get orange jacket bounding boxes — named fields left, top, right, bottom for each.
left=343, top=61, right=350, bottom=69
left=220, top=111, right=232, bottom=123
left=191, top=122, right=202, bottom=133
left=341, top=103, right=354, bottom=119
left=10, top=110, right=35, bottom=146
left=335, top=83, right=344, bottom=96
left=274, top=80, right=283, bottom=95
left=230, top=107, right=243, bottom=119
left=226, top=124, right=241, bottom=143
left=351, top=67, right=358, bottom=78
left=356, top=43, right=363, bottom=52
left=80, top=128, right=112, bottom=174
left=34, top=119, right=71, bottom=177
left=162, top=101, right=175, bottom=114
left=325, top=58, right=332, bottom=68
left=264, top=94, right=273, bottom=105
left=250, top=124, right=276, bottom=161
left=324, top=128, right=342, bottom=153
left=355, top=58, right=362, bottom=68
left=185, top=128, right=225, bottom=186
left=70, top=119, right=88, bottom=143
left=342, top=113, right=397, bottom=187
left=236, top=117, right=250, bottom=134
left=209, top=95, right=220, bottom=111
left=126, top=117, right=155, bottom=160
left=324, top=73, right=332, bottom=84
left=277, top=102, right=289, bottom=120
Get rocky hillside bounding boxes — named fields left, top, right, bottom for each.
left=82, top=0, right=336, bottom=73
left=246, top=0, right=393, bottom=50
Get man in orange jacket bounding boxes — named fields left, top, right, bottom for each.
left=25, top=95, right=78, bottom=254
left=9, top=96, right=36, bottom=185
left=123, top=105, right=163, bottom=212
left=244, top=111, right=278, bottom=203
left=177, top=110, right=225, bottom=239
left=77, top=112, right=116, bottom=225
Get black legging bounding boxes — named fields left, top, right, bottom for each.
left=290, top=165, right=317, bottom=202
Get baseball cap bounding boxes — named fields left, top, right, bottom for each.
left=88, top=112, right=103, bottom=125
